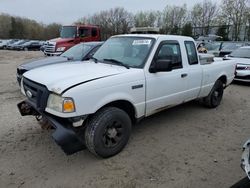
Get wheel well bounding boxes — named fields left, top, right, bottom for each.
left=218, top=75, right=227, bottom=86
left=102, top=100, right=136, bottom=124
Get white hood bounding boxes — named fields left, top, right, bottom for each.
left=227, top=57, right=250, bottom=65
left=23, top=61, right=131, bottom=94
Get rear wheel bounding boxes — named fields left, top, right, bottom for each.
left=203, top=80, right=224, bottom=108
left=85, top=107, right=131, bottom=158
left=24, top=47, right=28, bottom=51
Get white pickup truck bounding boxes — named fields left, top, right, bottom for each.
left=18, top=34, right=236, bottom=158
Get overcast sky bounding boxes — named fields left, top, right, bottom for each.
left=0, top=0, right=220, bottom=24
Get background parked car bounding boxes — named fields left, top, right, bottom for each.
left=15, top=41, right=41, bottom=51
left=17, top=41, right=103, bottom=84
left=219, top=42, right=249, bottom=57
left=12, top=40, right=31, bottom=50
left=205, top=41, right=223, bottom=57
left=0, top=40, right=8, bottom=49
left=224, top=46, right=250, bottom=82
left=5, top=39, right=19, bottom=50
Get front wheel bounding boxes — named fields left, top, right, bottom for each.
left=203, top=80, right=224, bottom=108
left=85, top=107, right=132, bottom=158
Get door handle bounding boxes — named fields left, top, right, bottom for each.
left=181, top=73, right=188, bottom=78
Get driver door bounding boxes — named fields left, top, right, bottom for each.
left=145, top=41, right=188, bottom=116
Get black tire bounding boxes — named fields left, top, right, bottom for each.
left=203, top=80, right=224, bottom=108
left=85, top=107, right=131, bottom=158
left=230, top=176, right=250, bottom=188
left=24, top=47, right=28, bottom=51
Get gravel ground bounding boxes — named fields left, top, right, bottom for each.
left=0, top=50, right=250, bottom=188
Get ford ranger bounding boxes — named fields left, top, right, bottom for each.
left=17, top=34, right=236, bottom=158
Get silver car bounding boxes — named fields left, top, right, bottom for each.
left=224, top=46, right=250, bottom=82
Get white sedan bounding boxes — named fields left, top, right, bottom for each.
left=224, top=46, right=250, bottom=82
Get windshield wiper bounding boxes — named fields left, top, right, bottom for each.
left=103, top=58, right=130, bottom=69
left=90, top=57, right=99, bottom=63
left=61, top=55, right=74, bottom=61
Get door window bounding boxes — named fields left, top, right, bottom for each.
left=91, top=28, right=98, bottom=37
left=79, top=28, right=89, bottom=38
left=155, top=42, right=182, bottom=69
left=185, top=41, right=199, bottom=65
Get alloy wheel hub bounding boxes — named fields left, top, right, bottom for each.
left=107, top=128, right=117, bottom=138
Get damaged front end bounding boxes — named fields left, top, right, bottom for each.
left=17, top=100, right=40, bottom=116
left=17, top=99, right=86, bottom=155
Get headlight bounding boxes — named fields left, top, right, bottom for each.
left=56, top=47, right=66, bottom=52
left=47, top=93, right=75, bottom=113
left=246, top=66, right=250, bottom=70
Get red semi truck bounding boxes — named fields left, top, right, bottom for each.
left=44, top=25, right=101, bottom=56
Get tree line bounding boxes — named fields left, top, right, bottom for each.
left=0, top=0, right=249, bottom=41
left=77, top=0, right=250, bottom=41
left=0, top=14, right=61, bottom=40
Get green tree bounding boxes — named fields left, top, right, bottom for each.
left=170, top=25, right=179, bottom=35
left=181, top=23, right=193, bottom=36
left=216, top=26, right=229, bottom=41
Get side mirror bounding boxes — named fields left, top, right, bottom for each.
left=149, top=59, right=172, bottom=73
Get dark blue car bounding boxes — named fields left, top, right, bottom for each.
left=17, top=41, right=103, bottom=84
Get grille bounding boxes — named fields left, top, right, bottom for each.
left=237, top=65, right=250, bottom=70
left=23, top=78, right=49, bottom=112
left=44, top=43, right=56, bottom=53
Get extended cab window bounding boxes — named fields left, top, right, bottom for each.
left=91, top=28, right=97, bottom=37
left=79, top=28, right=89, bottom=38
left=185, top=41, right=199, bottom=65
left=155, top=42, right=182, bottom=69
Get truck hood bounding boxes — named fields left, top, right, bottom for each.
left=225, top=57, right=250, bottom=65
left=23, top=61, right=131, bottom=94
left=19, top=56, right=68, bottom=71
left=49, top=38, right=75, bottom=45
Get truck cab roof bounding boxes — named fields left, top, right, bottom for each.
left=114, top=34, right=194, bottom=42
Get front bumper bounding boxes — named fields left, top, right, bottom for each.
left=44, top=51, right=62, bottom=56
left=235, top=70, right=250, bottom=82
left=17, top=100, right=86, bottom=155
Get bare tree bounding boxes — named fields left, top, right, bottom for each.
left=134, top=11, right=159, bottom=27
left=162, top=4, right=188, bottom=34
left=77, top=7, right=133, bottom=39
left=221, top=0, right=249, bottom=40
left=191, top=0, right=218, bottom=35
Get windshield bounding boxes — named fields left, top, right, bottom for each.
left=60, top=26, right=77, bottom=38
left=61, top=43, right=92, bottom=61
left=204, top=42, right=221, bottom=51
left=17, top=41, right=28, bottom=45
left=221, top=43, right=243, bottom=51
left=229, top=48, right=250, bottom=58
left=93, top=37, right=155, bottom=68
